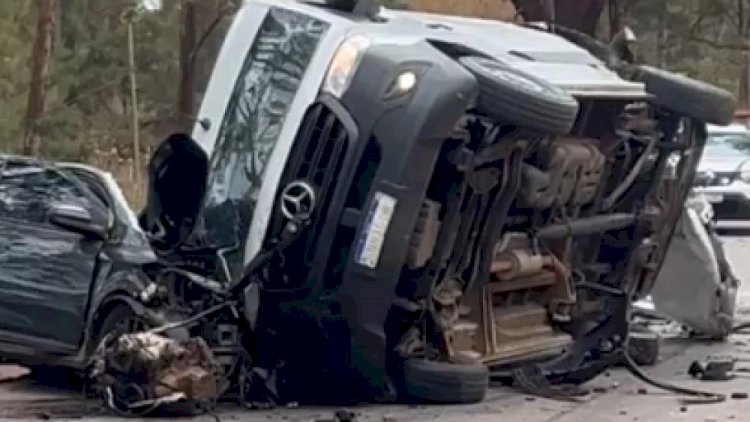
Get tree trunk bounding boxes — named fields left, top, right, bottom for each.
left=178, top=0, right=197, bottom=130
left=739, top=0, right=749, bottom=107
left=21, top=0, right=57, bottom=156
left=127, top=20, right=141, bottom=187
left=607, top=0, right=623, bottom=39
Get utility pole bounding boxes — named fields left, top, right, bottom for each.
left=741, top=0, right=750, bottom=107
left=544, top=0, right=555, bottom=24
left=124, top=7, right=141, bottom=187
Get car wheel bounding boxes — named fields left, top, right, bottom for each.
left=458, top=56, right=580, bottom=135
left=627, top=65, right=737, bottom=125
left=401, top=359, right=489, bottom=404
left=90, top=303, right=147, bottom=355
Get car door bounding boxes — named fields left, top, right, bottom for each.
left=0, top=161, right=107, bottom=350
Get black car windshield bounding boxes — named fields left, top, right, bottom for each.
left=706, top=132, right=750, bottom=156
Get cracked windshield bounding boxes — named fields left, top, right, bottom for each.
left=0, top=1, right=749, bottom=421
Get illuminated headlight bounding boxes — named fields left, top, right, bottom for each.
left=323, top=35, right=371, bottom=98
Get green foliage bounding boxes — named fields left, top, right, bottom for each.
left=0, top=2, right=32, bottom=153
left=0, top=0, right=747, bottom=205
left=626, top=0, right=747, bottom=96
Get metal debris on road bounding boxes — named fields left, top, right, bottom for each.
left=688, top=358, right=736, bottom=381
left=90, top=332, right=224, bottom=417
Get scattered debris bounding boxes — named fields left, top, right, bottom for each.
left=90, top=332, right=224, bottom=417
left=334, top=410, right=358, bottom=422
left=624, top=354, right=726, bottom=405
left=315, top=411, right=359, bottom=422
left=627, top=331, right=661, bottom=366
left=637, top=388, right=648, bottom=395
left=730, top=392, right=748, bottom=400
left=512, top=366, right=591, bottom=403
left=688, top=358, right=736, bottom=381
left=679, top=406, right=688, bottom=413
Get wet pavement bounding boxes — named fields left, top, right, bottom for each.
left=2, top=235, right=750, bottom=421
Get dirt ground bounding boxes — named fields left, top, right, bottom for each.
left=2, top=234, right=750, bottom=421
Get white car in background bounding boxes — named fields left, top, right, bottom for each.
left=693, top=123, right=750, bottom=220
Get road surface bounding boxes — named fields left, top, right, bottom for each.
left=2, top=235, right=750, bottom=421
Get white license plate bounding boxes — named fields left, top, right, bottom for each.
left=354, top=192, right=397, bottom=269
left=704, top=193, right=724, bottom=203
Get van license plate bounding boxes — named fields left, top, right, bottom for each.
left=354, top=192, right=397, bottom=269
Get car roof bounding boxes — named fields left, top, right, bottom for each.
left=0, top=154, right=47, bottom=166
left=0, top=154, right=115, bottom=186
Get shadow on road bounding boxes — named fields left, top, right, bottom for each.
left=0, top=367, right=100, bottom=419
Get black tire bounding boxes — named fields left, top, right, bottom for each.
left=458, top=56, right=580, bottom=135
left=89, top=303, right=146, bottom=355
left=628, top=65, right=737, bottom=125
left=402, top=359, right=489, bottom=404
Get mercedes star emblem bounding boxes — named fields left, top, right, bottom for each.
left=280, top=181, right=316, bottom=221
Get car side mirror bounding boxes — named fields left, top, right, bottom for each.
left=48, top=203, right=108, bottom=240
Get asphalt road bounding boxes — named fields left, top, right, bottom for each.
left=2, top=236, right=750, bottom=421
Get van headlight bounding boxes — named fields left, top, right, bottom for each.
left=323, top=35, right=371, bottom=98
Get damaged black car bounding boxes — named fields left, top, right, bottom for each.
left=0, top=157, right=160, bottom=368
left=0, top=0, right=739, bottom=416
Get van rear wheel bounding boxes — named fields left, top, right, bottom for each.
left=626, top=65, right=737, bottom=125
left=401, top=359, right=489, bottom=404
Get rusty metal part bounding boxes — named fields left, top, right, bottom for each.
left=91, top=332, right=223, bottom=416
left=482, top=301, right=572, bottom=364
left=432, top=278, right=465, bottom=331
left=517, top=138, right=605, bottom=209
left=442, top=233, right=577, bottom=366
left=483, top=239, right=575, bottom=364
left=493, top=248, right=545, bottom=280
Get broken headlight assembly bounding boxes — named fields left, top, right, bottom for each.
left=322, top=34, right=371, bottom=98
